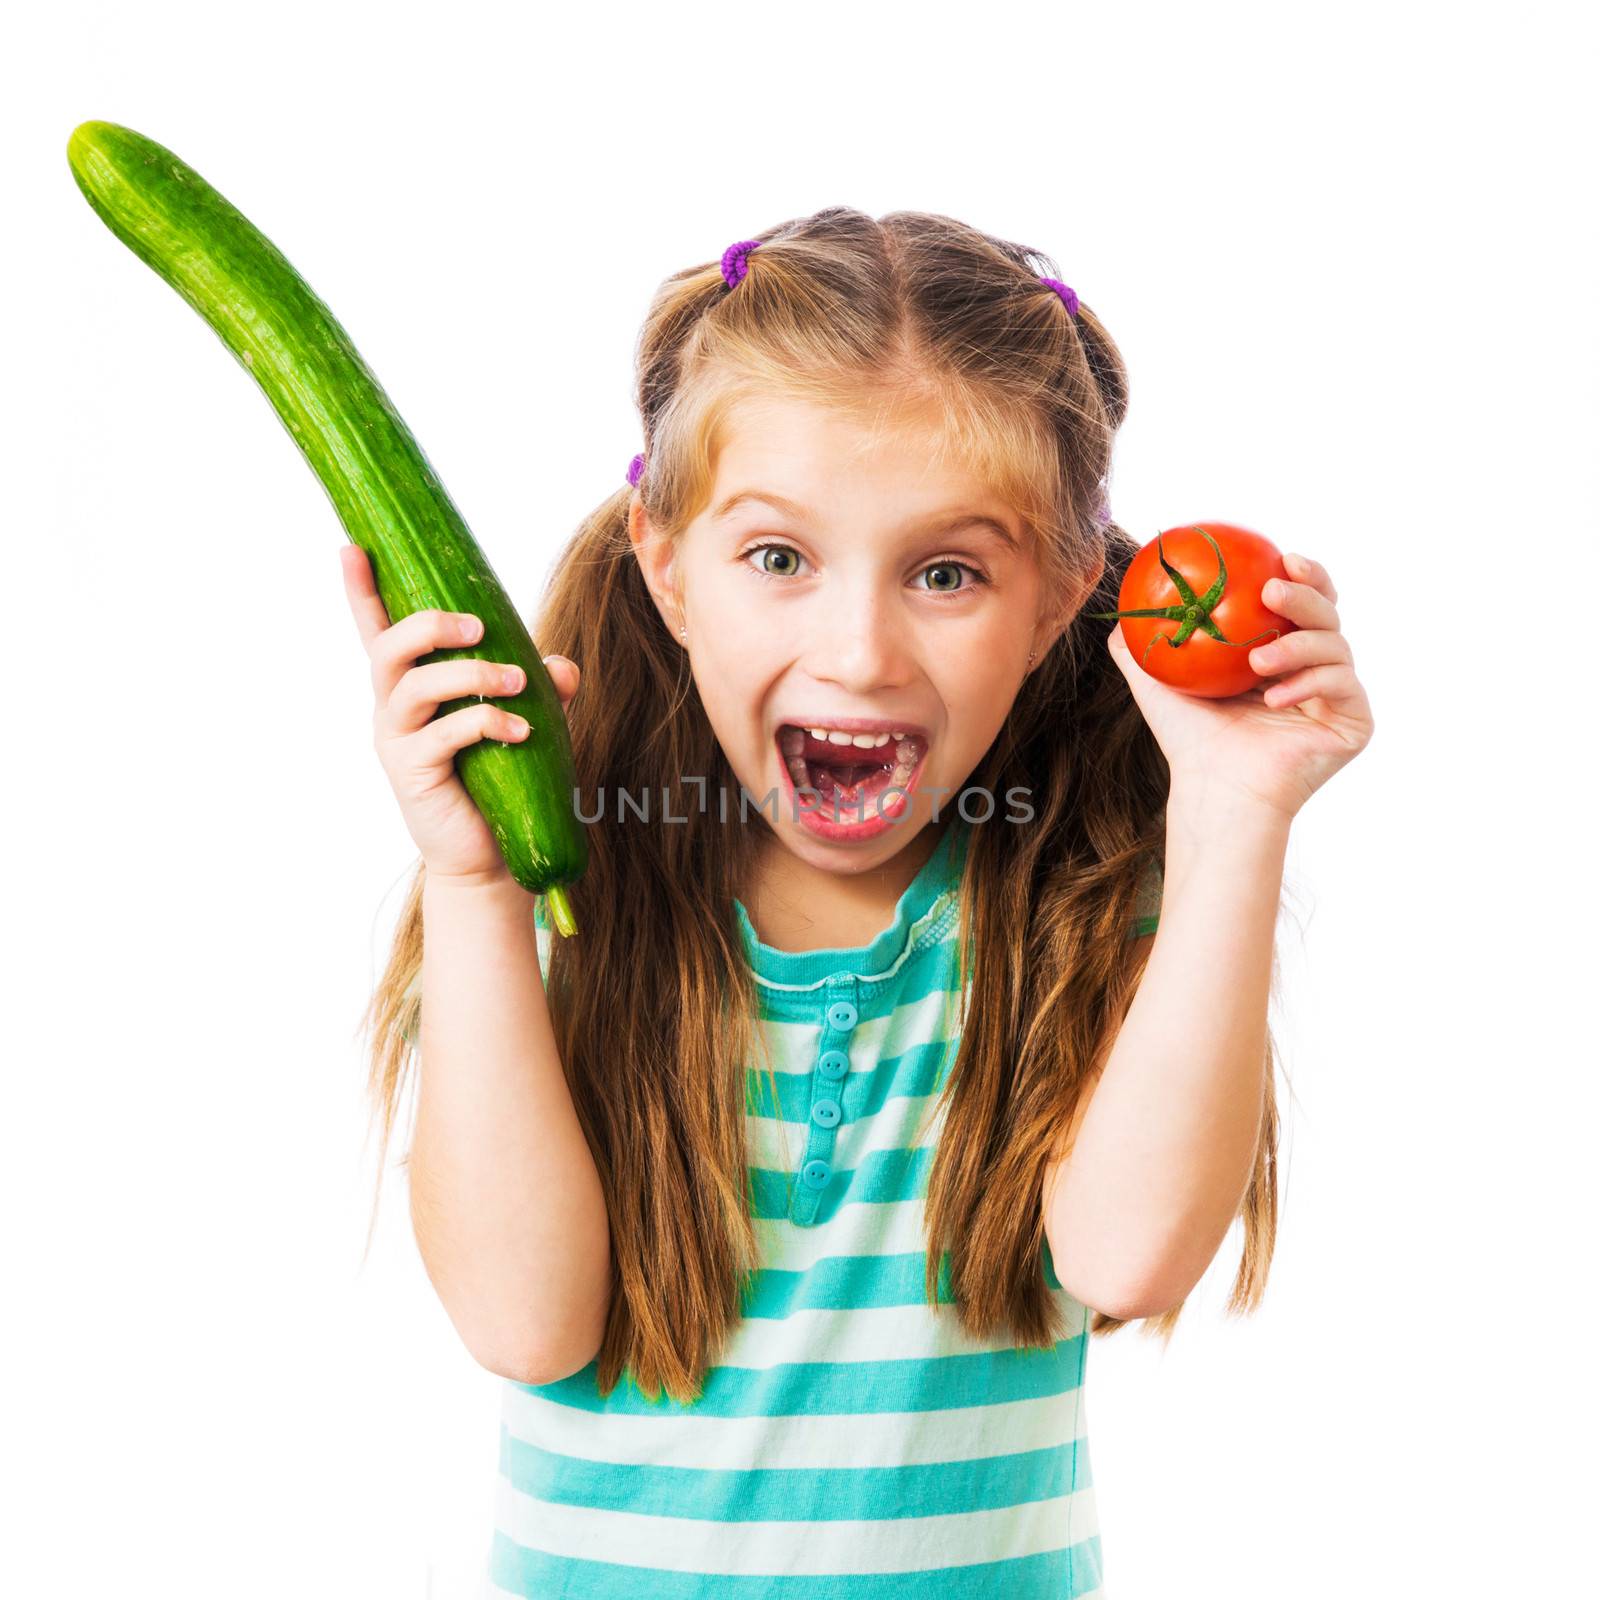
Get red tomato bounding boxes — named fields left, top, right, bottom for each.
left=1088, top=521, right=1298, bottom=698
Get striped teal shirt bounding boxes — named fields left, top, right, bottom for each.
left=486, top=816, right=1159, bottom=1597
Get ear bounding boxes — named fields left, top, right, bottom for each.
left=1030, top=554, right=1107, bottom=669
left=628, top=495, right=687, bottom=635
left=1075, top=547, right=1107, bottom=617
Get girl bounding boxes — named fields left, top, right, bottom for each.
left=341, top=208, right=1373, bottom=1597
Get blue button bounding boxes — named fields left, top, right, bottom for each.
left=800, top=1159, right=831, bottom=1191
left=811, top=1097, right=841, bottom=1128
left=826, top=1001, right=858, bottom=1031
left=817, top=1049, right=849, bottom=1081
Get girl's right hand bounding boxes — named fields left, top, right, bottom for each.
left=340, top=544, right=580, bottom=891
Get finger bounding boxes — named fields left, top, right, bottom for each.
left=385, top=657, right=525, bottom=736
left=1248, top=628, right=1353, bottom=678
left=339, top=543, right=393, bottom=649
left=1259, top=574, right=1340, bottom=634
left=543, top=654, right=580, bottom=706
left=370, top=608, right=483, bottom=705
left=1260, top=661, right=1360, bottom=710
left=1282, top=550, right=1338, bottom=606
left=399, top=702, right=531, bottom=771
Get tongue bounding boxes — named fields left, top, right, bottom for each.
left=781, top=727, right=923, bottom=788
left=818, top=760, right=881, bottom=787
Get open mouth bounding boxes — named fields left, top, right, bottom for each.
left=775, top=725, right=929, bottom=813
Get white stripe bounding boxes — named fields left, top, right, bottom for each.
left=753, top=1195, right=934, bottom=1267
left=747, top=1083, right=950, bottom=1174
left=499, top=1472, right=1100, bottom=1574
left=500, top=1381, right=1089, bottom=1472
left=834, top=1084, right=948, bottom=1164
left=751, top=1196, right=1084, bottom=1282
left=714, top=1288, right=1087, bottom=1368
left=746, top=1110, right=810, bottom=1172
left=493, top=1474, right=1098, bottom=1575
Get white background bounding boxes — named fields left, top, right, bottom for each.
left=6, top=2, right=1594, bottom=1595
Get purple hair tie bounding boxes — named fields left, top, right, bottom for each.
left=624, top=239, right=759, bottom=483
left=1038, top=276, right=1079, bottom=318
left=721, top=239, right=762, bottom=288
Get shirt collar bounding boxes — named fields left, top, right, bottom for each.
left=733, top=816, right=970, bottom=988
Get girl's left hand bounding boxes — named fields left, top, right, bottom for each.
left=1104, top=550, right=1374, bottom=821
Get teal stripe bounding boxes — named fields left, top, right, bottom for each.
left=741, top=1250, right=953, bottom=1316
left=749, top=1139, right=1073, bottom=1227
left=748, top=1144, right=932, bottom=1220
left=1130, top=913, right=1159, bottom=938
left=499, top=1426, right=1090, bottom=1521
left=748, top=1165, right=795, bottom=1218
left=746, top=1036, right=956, bottom=1119
left=490, top=1531, right=1104, bottom=1599
left=519, top=1330, right=1085, bottom=1417
left=742, top=1239, right=1066, bottom=1316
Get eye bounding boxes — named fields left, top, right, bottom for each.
left=915, top=558, right=989, bottom=596
left=741, top=543, right=991, bottom=597
left=745, top=543, right=804, bottom=579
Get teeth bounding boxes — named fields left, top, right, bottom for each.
left=779, top=726, right=927, bottom=814
left=808, top=727, right=892, bottom=748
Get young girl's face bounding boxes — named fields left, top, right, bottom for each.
left=632, top=390, right=1075, bottom=872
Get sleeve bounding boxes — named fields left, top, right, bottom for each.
left=1129, top=857, right=1162, bottom=939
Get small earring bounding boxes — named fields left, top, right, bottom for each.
left=679, top=626, right=688, bottom=641
left=1027, top=648, right=1036, bottom=662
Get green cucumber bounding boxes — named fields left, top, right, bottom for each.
left=66, top=120, right=586, bottom=935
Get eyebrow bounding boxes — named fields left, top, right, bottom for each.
left=712, top=489, right=1021, bottom=553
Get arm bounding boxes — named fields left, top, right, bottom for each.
left=1050, top=546, right=1371, bottom=1321
left=1042, top=785, right=1289, bottom=1321
left=409, top=874, right=612, bottom=1383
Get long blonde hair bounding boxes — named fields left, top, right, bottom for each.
left=358, top=207, right=1282, bottom=1404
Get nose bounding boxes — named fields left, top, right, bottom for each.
left=802, top=582, right=916, bottom=694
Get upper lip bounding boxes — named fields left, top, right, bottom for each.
left=776, top=715, right=930, bottom=742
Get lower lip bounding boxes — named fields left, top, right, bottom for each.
left=774, top=733, right=930, bottom=843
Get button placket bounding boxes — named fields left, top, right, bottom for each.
left=790, top=974, right=859, bottom=1226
